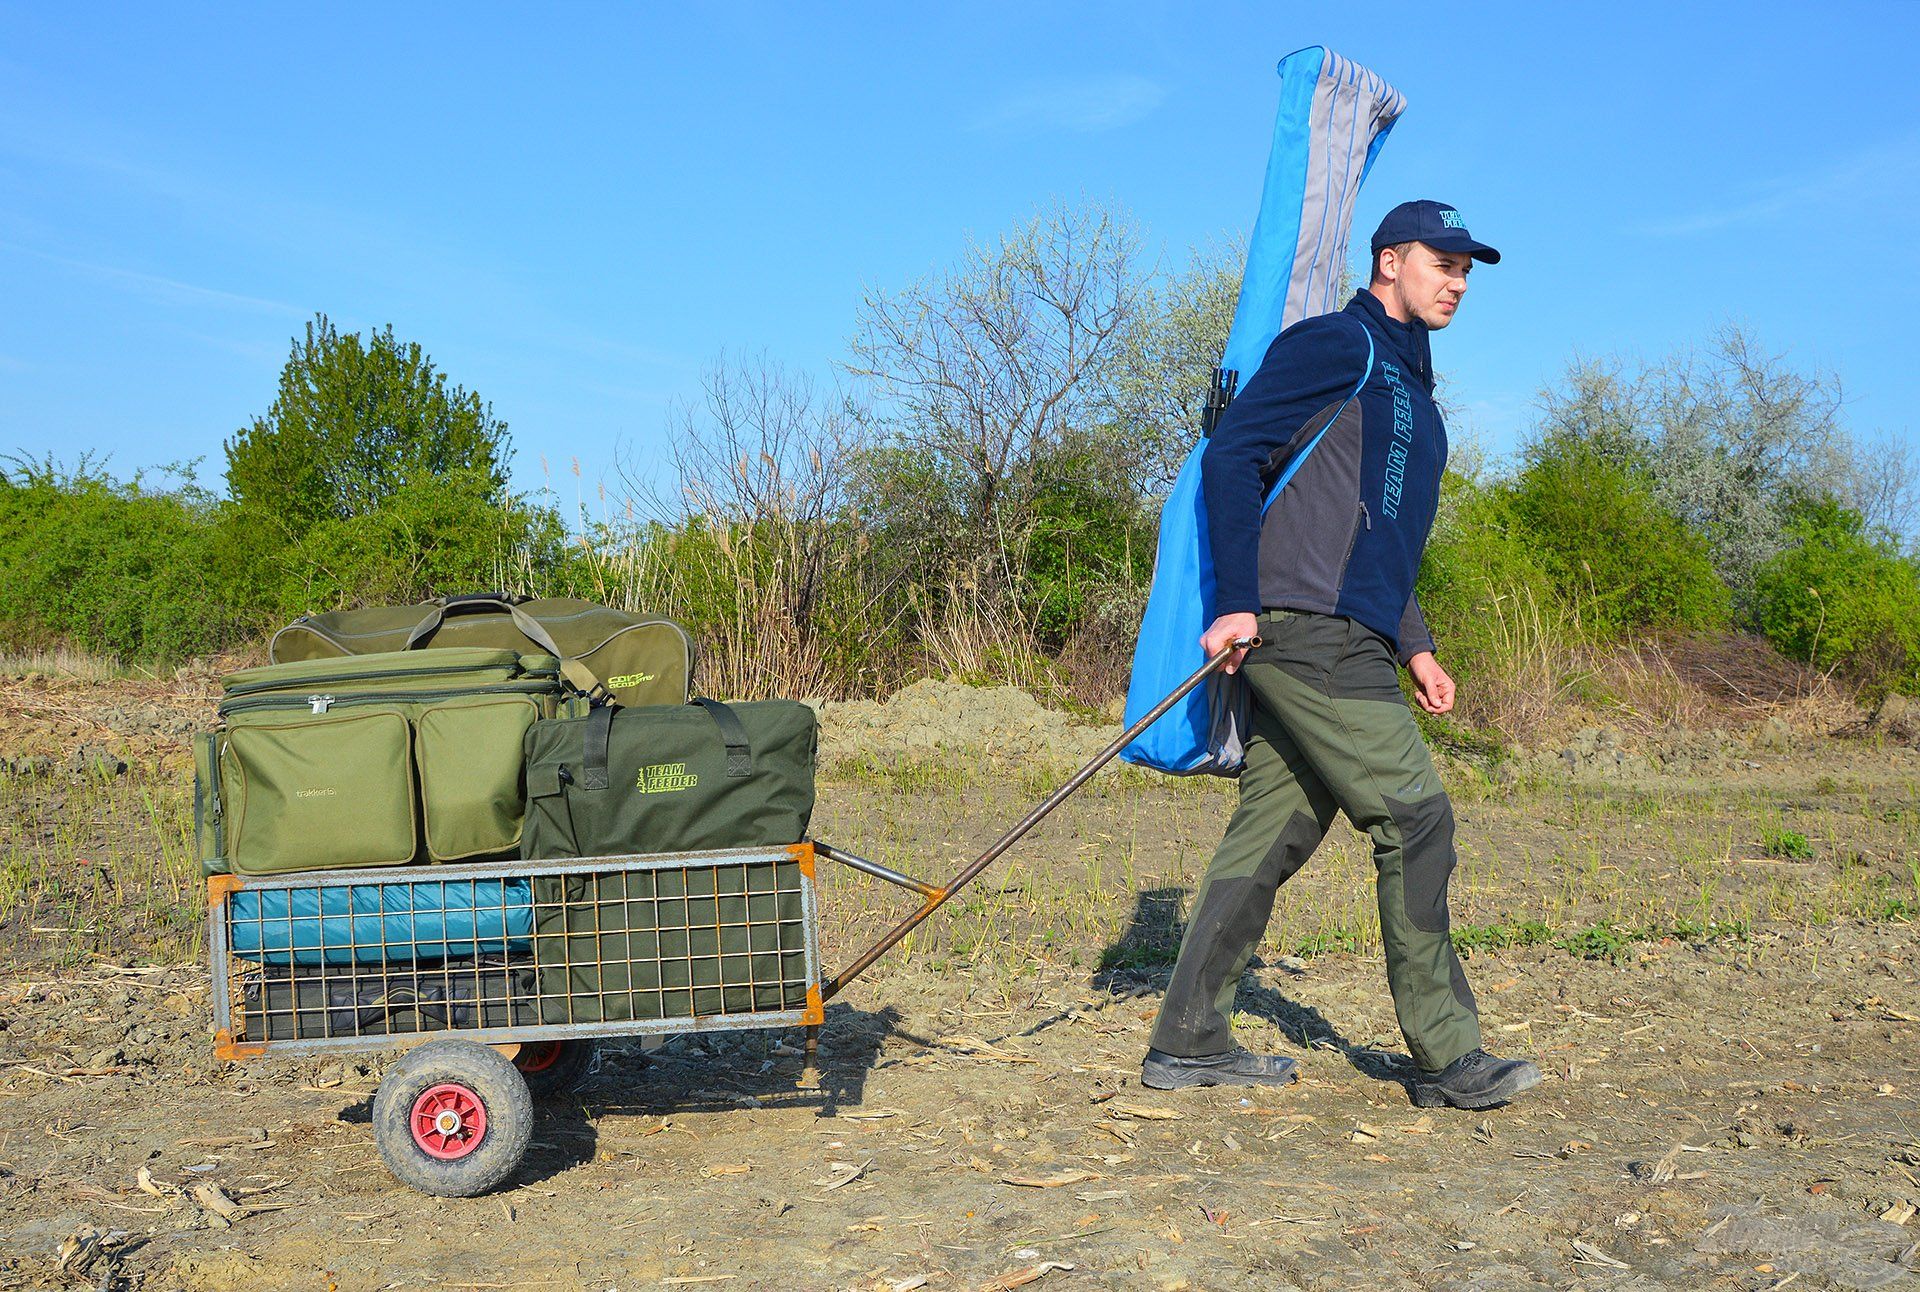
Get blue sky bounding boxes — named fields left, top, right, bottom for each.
left=3, top=3, right=1916, bottom=504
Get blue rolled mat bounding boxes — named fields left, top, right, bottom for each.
left=228, top=877, right=534, bottom=966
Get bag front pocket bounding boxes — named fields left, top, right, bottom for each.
left=193, top=732, right=226, bottom=874
left=415, top=695, right=540, bottom=861
left=224, top=711, right=417, bottom=873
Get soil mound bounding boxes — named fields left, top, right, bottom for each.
left=816, top=678, right=1114, bottom=768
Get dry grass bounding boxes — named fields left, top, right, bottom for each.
left=0, top=646, right=144, bottom=683
left=0, top=770, right=204, bottom=968
left=1450, top=580, right=1594, bottom=743
left=807, top=744, right=1920, bottom=982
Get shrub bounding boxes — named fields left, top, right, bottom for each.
left=0, top=462, right=249, bottom=661
left=1414, top=473, right=1573, bottom=742
left=1749, top=497, right=1920, bottom=697
left=1504, top=435, right=1730, bottom=637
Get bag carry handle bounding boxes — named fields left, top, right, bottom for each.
left=405, top=596, right=609, bottom=700
left=692, top=697, right=753, bottom=778
left=577, top=697, right=753, bottom=791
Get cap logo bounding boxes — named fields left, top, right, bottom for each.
left=1439, top=209, right=1465, bottom=229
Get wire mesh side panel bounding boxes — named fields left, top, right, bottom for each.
left=529, top=854, right=811, bottom=1027
left=218, top=849, right=815, bottom=1050
left=225, top=875, right=538, bottom=1044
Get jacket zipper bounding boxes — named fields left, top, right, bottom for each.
left=1336, top=499, right=1370, bottom=585
left=222, top=658, right=556, bottom=698
left=217, top=680, right=556, bottom=718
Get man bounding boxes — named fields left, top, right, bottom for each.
left=1140, top=201, right=1542, bottom=1110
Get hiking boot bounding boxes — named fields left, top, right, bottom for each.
left=1408, top=1049, right=1542, bottom=1109
left=1141, top=1045, right=1299, bottom=1091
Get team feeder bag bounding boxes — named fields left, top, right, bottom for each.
left=268, top=593, right=694, bottom=709
left=520, top=698, right=818, bottom=1025
left=195, top=647, right=567, bottom=876
left=520, top=698, right=817, bottom=860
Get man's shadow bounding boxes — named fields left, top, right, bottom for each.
left=1091, top=886, right=1412, bottom=1084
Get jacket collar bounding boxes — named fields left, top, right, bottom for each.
left=1344, top=290, right=1434, bottom=392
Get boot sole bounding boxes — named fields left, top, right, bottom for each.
left=1408, top=1064, right=1543, bottom=1110
left=1140, top=1058, right=1300, bottom=1091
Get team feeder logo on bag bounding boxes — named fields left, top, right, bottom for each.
left=635, top=762, right=698, bottom=794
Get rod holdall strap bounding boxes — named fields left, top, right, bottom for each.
left=693, top=697, right=753, bottom=778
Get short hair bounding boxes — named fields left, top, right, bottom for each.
left=1371, top=241, right=1418, bottom=284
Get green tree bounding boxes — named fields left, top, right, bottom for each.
left=225, top=314, right=512, bottom=538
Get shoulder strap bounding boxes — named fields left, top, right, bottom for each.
left=1260, top=316, right=1376, bottom=513
left=405, top=596, right=609, bottom=700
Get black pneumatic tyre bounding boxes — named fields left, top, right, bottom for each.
left=513, top=1038, right=597, bottom=1099
left=372, top=1040, right=532, bottom=1197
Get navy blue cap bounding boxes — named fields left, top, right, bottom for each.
left=1370, top=200, right=1501, bottom=265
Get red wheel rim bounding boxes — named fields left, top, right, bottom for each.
left=409, top=1083, right=488, bottom=1160
left=516, top=1040, right=565, bottom=1074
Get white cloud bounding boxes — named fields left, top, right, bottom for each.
left=970, top=75, right=1167, bottom=134
left=0, top=240, right=303, bottom=316
left=1635, top=135, right=1920, bottom=238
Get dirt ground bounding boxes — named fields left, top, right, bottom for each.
left=3, top=670, right=1919, bottom=1290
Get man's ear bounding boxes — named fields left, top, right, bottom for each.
left=1373, top=246, right=1398, bottom=285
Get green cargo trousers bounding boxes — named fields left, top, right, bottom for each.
left=1149, top=609, right=1481, bottom=1073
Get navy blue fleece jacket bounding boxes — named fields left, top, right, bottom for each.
left=1200, top=290, right=1447, bottom=663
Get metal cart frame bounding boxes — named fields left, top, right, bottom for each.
left=204, top=645, right=1241, bottom=1194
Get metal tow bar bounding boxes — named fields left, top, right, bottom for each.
left=817, top=635, right=1258, bottom=1001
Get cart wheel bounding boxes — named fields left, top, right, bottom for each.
left=513, top=1038, right=596, bottom=1099
left=373, top=1040, right=531, bottom=1197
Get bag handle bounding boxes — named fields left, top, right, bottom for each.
left=576, top=697, right=753, bottom=791
left=405, top=596, right=609, bottom=700
left=692, top=697, right=753, bottom=778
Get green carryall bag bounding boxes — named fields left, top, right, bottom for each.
left=521, top=699, right=819, bottom=1024
left=268, top=594, right=694, bottom=710
left=197, top=648, right=568, bottom=876
left=530, top=859, right=810, bottom=1025
left=519, top=698, right=818, bottom=860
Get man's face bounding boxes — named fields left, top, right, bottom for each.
left=1382, top=243, right=1473, bottom=329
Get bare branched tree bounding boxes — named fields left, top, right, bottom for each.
left=649, top=353, right=855, bottom=525
left=1102, top=236, right=1243, bottom=495
left=845, top=199, right=1142, bottom=571
left=1531, top=324, right=1916, bottom=593
left=1841, top=430, right=1920, bottom=546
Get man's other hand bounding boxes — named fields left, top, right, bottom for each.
left=1201, top=612, right=1261, bottom=675
left=1407, top=652, right=1455, bottom=715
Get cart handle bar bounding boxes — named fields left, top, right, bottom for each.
left=820, top=635, right=1258, bottom=1001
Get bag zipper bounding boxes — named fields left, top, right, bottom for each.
left=223, top=657, right=556, bottom=699
left=218, top=681, right=556, bottom=718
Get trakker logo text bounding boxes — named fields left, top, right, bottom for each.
left=295, top=787, right=338, bottom=799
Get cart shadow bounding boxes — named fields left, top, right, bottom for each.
left=330, top=1004, right=907, bottom=1186
left=1084, top=885, right=1414, bottom=1087
left=592, top=1004, right=899, bottom=1110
